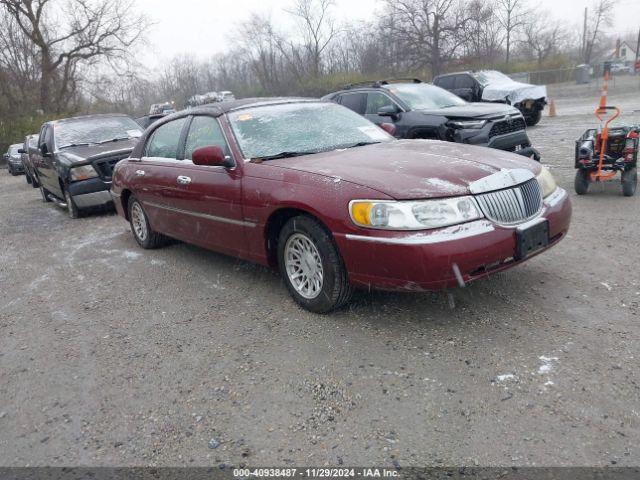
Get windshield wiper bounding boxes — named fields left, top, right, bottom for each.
left=340, top=141, right=381, bottom=149
left=252, top=151, right=317, bottom=161
left=59, top=142, right=96, bottom=149
left=97, top=136, right=132, bottom=144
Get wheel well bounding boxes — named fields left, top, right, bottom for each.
left=121, top=189, right=132, bottom=220
left=265, top=208, right=330, bottom=267
left=409, top=127, right=439, bottom=140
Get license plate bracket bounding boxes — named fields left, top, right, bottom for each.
left=516, top=220, right=549, bottom=260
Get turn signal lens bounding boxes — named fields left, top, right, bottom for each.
left=351, top=202, right=374, bottom=226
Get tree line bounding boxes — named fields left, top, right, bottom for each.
left=0, top=0, right=621, bottom=144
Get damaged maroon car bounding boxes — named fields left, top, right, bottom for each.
left=111, top=98, right=571, bottom=313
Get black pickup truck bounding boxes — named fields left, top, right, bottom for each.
left=32, top=114, right=143, bottom=218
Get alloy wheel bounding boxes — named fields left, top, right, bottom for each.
left=131, top=202, right=148, bottom=242
left=284, top=233, right=324, bottom=299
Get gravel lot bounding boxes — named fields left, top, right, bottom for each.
left=1, top=77, right=639, bottom=468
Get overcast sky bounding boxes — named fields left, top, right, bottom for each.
left=136, top=0, right=640, bottom=68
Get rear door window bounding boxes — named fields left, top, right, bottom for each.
left=435, top=76, right=455, bottom=89
left=145, top=118, right=188, bottom=159
left=184, top=116, right=231, bottom=160
left=454, top=75, right=476, bottom=89
left=338, top=92, right=367, bottom=115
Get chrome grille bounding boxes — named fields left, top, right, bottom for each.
left=474, top=178, right=542, bottom=224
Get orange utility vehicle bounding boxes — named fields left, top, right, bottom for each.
left=574, top=74, right=638, bottom=196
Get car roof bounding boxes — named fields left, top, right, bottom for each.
left=434, top=71, right=473, bottom=78
left=180, top=97, right=317, bottom=117
left=48, top=113, right=132, bottom=125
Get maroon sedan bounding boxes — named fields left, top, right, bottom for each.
left=111, top=98, right=571, bottom=312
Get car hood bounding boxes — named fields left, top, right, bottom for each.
left=419, top=102, right=519, bottom=119
left=267, top=140, right=542, bottom=200
left=57, top=138, right=138, bottom=164
left=481, top=80, right=547, bottom=104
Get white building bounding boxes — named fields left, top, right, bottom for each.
left=607, top=41, right=637, bottom=65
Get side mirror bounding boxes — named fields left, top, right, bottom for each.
left=380, top=123, right=396, bottom=136
left=39, top=143, right=52, bottom=157
left=192, top=145, right=233, bottom=168
left=18, top=148, right=25, bottom=154
left=378, top=105, right=400, bottom=118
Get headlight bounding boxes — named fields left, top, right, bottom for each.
left=447, top=119, right=487, bottom=129
left=536, top=166, right=557, bottom=198
left=70, top=165, right=98, bottom=181
left=350, top=197, right=483, bottom=230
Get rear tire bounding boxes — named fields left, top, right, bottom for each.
left=622, top=167, right=637, bottom=197
left=574, top=169, right=590, bottom=195
left=26, top=172, right=32, bottom=185
left=277, top=215, right=352, bottom=313
left=128, top=197, right=165, bottom=249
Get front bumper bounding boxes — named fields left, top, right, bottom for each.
left=8, top=161, right=24, bottom=172
left=67, top=177, right=113, bottom=208
left=335, top=187, right=571, bottom=291
left=454, top=127, right=532, bottom=152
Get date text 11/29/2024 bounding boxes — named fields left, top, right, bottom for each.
left=233, top=468, right=399, bottom=478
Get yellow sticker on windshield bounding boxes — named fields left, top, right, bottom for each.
left=237, top=113, right=253, bottom=121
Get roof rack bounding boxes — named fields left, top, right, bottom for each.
left=379, top=78, right=423, bottom=85
left=343, top=77, right=423, bottom=90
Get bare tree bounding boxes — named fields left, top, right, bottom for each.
left=286, top=0, right=338, bottom=77
left=462, top=0, right=503, bottom=66
left=0, top=13, right=40, bottom=111
left=0, top=0, right=149, bottom=113
left=495, top=0, right=528, bottom=65
left=583, top=0, right=616, bottom=64
left=522, top=12, right=566, bottom=67
left=382, top=0, right=471, bottom=77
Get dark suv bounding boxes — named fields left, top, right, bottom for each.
left=32, top=114, right=142, bottom=218
left=323, top=79, right=539, bottom=160
left=5, top=143, right=24, bottom=175
left=433, top=71, right=547, bottom=126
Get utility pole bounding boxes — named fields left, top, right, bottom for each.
left=635, top=27, right=640, bottom=71
left=582, top=7, right=588, bottom=62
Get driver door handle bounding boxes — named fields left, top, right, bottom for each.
left=135, top=170, right=146, bottom=176
left=177, top=175, right=192, bottom=185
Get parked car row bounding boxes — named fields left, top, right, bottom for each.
left=5, top=74, right=569, bottom=312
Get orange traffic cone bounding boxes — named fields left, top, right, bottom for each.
left=548, top=99, right=557, bottom=117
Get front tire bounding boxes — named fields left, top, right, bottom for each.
left=622, top=167, right=637, bottom=197
left=525, top=110, right=542, bottom=126
left=277, top=215, right=352, bottom=313
left=128, top=197, right=165, bottom=249
left=575, top=169, right=590, bottom=195
left=64, top=189, right=80, bottom=219
left=36, top=175, right=52, bottom=203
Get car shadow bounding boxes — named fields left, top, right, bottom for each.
left=154, top=238, right=547, bottom=329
